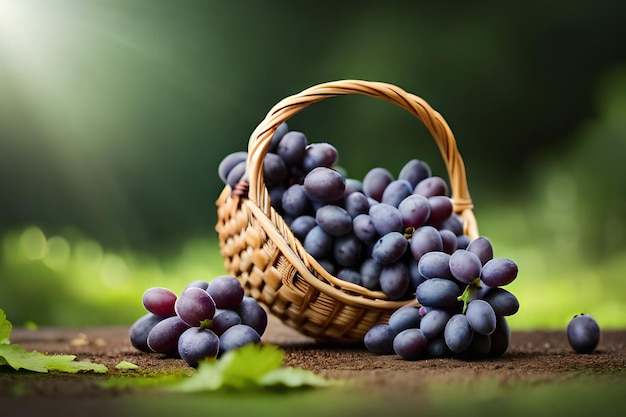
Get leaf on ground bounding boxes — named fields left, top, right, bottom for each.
left=168, top=343, right=336, bottom=392
left=115, top=360, right=139, bottom=370
left=0, top=307, right=107, bottom=374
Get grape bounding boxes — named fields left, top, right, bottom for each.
left=409, top=225, right=443, bottom=261
left=318, top=258, right=336, bottom=275
left=184, top=280, right=209, bottom=291
left=388, top=305, right=422, bottom=332
left=268, top=122, right=289, bottom=152
left=380, top=262, right=410, bottom=300
left=369, top=203, right=404, bottom=235
left=236, top=296, right=268, bottom=336
left=352, top=214, right=378, bottom=244
left=142, top=287, right=177, bottom=318
left=289, top=215, right=317, bottom=240
left=419, top=308, right=453, bottom=339
left=398, top=159, right=431, bottom=188
left=393, top=328, right=428, bottom=360
left=344, top=178, right=364, bottom=195
left=466, top=236, right=494, bottom=265
left=174, top=287, right=217, bottom=327
left=439, top=229, right=458, bottom=254
left=364, top=323, right=397, bottom=355
left=381, top=180, right=413, bottom=207
left=465, top=299, right=497, bottom=335
left=417, top=251, right=452, bottom=280
left=483, top=287, right=520, bottom=316
left=489, top=315, right=511, bottom=357
left=178, top=327, right=220, bottom=367
left=268, top=185, right=285, bottom=212
left=408, top=258, right=427, bottom=292
left=397, top=194, right=430, bottom=229
left=218, top=151, right=247, bottom=184
left=303, top=225, right=333, bottom=259
left=427, top=196, right=454, bottom=226
left=480, top=257, right=518, bottom=287
left=303, top=167, right=346, bottom=203
left=426, top=336, right=453, bottom=358
left=414, top=176, right=448, bottom=197
left=444, top=314, right=473, bottom=353
left=360, top=257, right=382, bottom=290
left=456, top=234, right=471, bottom=249
left=263, top=152, right=288, bottom=186
left=333, top=234, right=364, bottom=267
left=336, top=268, right=362, bottom=285
left=129, top=313, right=166, bottom=353
left=219, top=324, right=261, bottom=354
left=415, top=278, right=462, bottom=308
left=362, top=167, right=394, bottom=201
left=371, top=231, right=408, bottom=265
left=439, top=214, right=464, bottom=236
left=316, top=205, right=353, bottom=236
left=282, top=184, right=312, bottom=217
left=302, top=142, right=338, bottom=172
left=211, top=309, right=242, bottom=336
left=207, top=275, right=245, bottom=310
left=567, top=313, right=600, bottom=354
left=226, top=160, right=247, bottom=189
left=147, top=315, right=190, bottom=356
left=466, top=333, right=491, bottom=357
left=449, top=249, right=483, bottom=284
left=276, top=131, right=307, bottom=166
left=345, top=191, right=370, bottom=218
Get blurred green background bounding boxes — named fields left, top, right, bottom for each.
left=1, top=0, right=625, bottom=330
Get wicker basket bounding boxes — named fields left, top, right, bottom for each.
left=215, top=79, right=479, bottom=344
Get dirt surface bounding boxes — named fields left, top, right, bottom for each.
left=2, top=315, right=625, bottom=416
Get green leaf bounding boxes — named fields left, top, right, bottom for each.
left=0, top=308, right=12, bottom=345
left=115, top=360, right=139, bottom=370
left=0, top=343, right=107, bottom=373
left=168, top=343, right=335, bottom=392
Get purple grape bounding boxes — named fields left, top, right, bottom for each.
left=465, top=299, right=497, bottom=335
left=398, top=194, right=430, bottom=229
left=415, top=278, right=462, bottom=308
left=444, top=314, right=473, bottom=353
left=483, top=287, right=520, bottom=316
left=372, top=231, right=408, bottom=265
left=398, top=159, right=431, bottom=188
left=211, top=309, right=242, bottom=336
left=440, top=214, right=465, bottom=236
left=277, top=131, right=308, bottom=166
left=369, top=203, right=404, bottom=235
left=393, top=328, right=428, bottom=360
left=184, top=280, right=210, bottom=291
left=302, top=142, right=338, bottom=172
left=303, top=167, right=346, bottom=203
left=362, top=167, right=394, bottom=201
left=290, top=215, right=317, bottom=241
left=360, top=257, right=382, bottom=290
left=218, top=151, right=247, bottom=184
left=303, top=225, right=333, bottom=259
left=178, top=327, right=220, bottom=367
left=142, top=287, right=177, bottom=318
left=426, top=335, right=453, bottom=358
left=129, top=313, right=166, bottom=353
left=316, top=205, right=353, bottom=236
left=489, top=315, right=510, bottom=357
left=336, top=268, right=362, bottom=285
left=466, top=333, right=492, bottom=357
left=345, top=191, right=370, bottom=218
left=466, top=236, right=494, bottom=265
left=567, top=313, right=600, bottom=354
left=147, top=315, right=190, bottom=356
left=381, top=180, right=413, bottom=207
left=427, top=196, right=454, bottom=226
left=439, top=229, right=458, bottom=254
left=236, top=296, right=268, bottom=336
left=263, top=152, right=288, bottom=186
left=409, top=225, right=443, bottom=261
left=282, top=184, right=312, bottom=217
left=449, top=249, right=483, bottom=284
left=380, top=262, right=410, bottom=300
left=388, top=305, right=422, bottom=332
left=219, top=324, right=261, bottom=354
left=481, top=258, right=518, bottom=287
left=267, top=122, right=289, bottom=152
left=226, top=160, right=247, bottom=189
left=344, top=178, right=364, bottom=195
left=207, top=275, right=245, bottom=310
left=414, top=176, right=448, bottom=197
left=333, top=233, right=364, bottom=267
left=419, top=308, right=453, bottom=339
left=364, top=323, right=397, bottom=355
left=417, top=251, right=452, bottom=280
left=352, top=214, right=378, bottom=244
left=175, top=287, right=216, bottom=327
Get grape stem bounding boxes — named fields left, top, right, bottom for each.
left=457, top=278, right=482, bottom=314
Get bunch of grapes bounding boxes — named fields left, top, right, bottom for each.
left=219, top=122, right=520, bottom=359
left=129, top=275, right=268, bottom=368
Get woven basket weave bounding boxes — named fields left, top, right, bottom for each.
left=215, top=79, right=479, bottom=343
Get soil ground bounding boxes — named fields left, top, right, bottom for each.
left=2, top=315, right=625, bottom=417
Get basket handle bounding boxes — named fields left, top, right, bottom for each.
left=245, top=79, right=478, bottom=239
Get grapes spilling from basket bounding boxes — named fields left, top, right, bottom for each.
left=129, top=275, right=268, bottom=367
left=218, top=122, right=520, bottom=360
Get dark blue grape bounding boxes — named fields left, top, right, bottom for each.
left=417, top=251, right=452, bottom=280
left=211, top=309, right=242, bottom=336
left=489, top=316, right=511, bottom=357
left=372, top=231, right=408, bottom=265
left=263, top=152, right=288, bottom=186
left=439, top=229, right=458, bottom=254
left=380, top=262, right=410, bottom=300
left=567, top=314, right=600, bottom=354
left=303, top=225, right=333, bottom=259
left=409, top=225, right=443, bottom=261
left=344, top=178, right=364, bottom=195
left=427, top=196, right=454, bottom=226
left=336, top=268, right=362, bottom=285
left=147, top=316, right=190, bottom=356
left=302, top=142, right=338, bottom=172
left=466, top=299, right=497, bottom=335
left=381, top=180, right=413, bottom=207
left=184, top=280, right=210, bottom=291
left=316, top=205, right=353, bottom=236
left=362, top=167, right=394, bottom=201
left=364, top=323, right=397, bottom=355
left=303, top=167, right=346, bottom=203
left=483, top=287, right=520, bottom=316
left=178, top=327, right=220, bottom=367
left=282, top=184, right=312, bottom=217
left=290, top=215, right=317, bottom=241
left=466, top=236, right=494, bottom=265
left=449, top=249, right=483, bottom=284
left=466, top=333, right=492, bottom=358
left=388, top=305, right=422, bottom=332
left=398, top=194, right=430, bottom=229
left=207, top=275, right=245, bottom=310
left=360, top=257, right=382, bottom=290
left=398, top=159, right=431, bottom=188
left=345, top=192, right=370, bottom=218
left=218, top=151, right=247, bottom=184
left=219, top=324, right=261, bottom=354
left=414, top=176, right=448, bottom=197
left=457, top=234, right=471, bottom=249
left=415, top=278, right=462, bottom=308
left=277, top=131, right=307, bottom=166
left=440, top=214, right=464, bottom=236
left=369, top=203, right=403, bottom=235
left=426, top=336, right=453, bottom=358
left=352, top=214, right=378, bottom=244
left=481, top=257, right=518, bottom=287
left=225, top=160, right=247, bottom=189
left=267, top=122, right=288, bottom=152
left=333, top=234, right=363, bottom=267
left=393, top=328, right=428, bottom=360
left=444, top=314, right=473, bottom=353
left=236, top=296, right=268, bottom=336
left=129, top=313, right=166, bottom=353
left=419, top=308, right=452, bottom=339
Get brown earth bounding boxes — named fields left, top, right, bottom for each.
left=2, top=315, right=625, bottom=416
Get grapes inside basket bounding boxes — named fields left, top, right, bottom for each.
left=215, top=80, right=519, bottom=360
